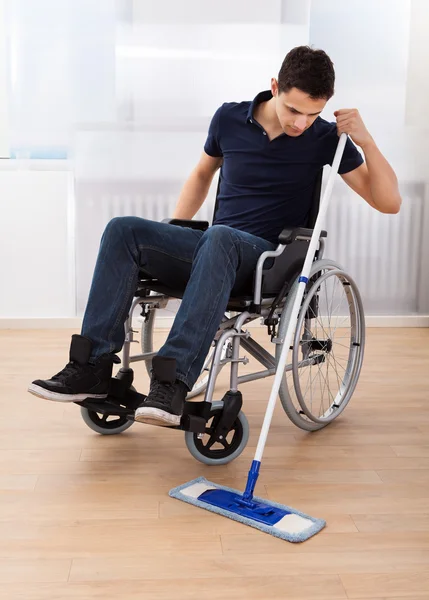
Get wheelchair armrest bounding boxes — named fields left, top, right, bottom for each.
left=162, top=218, right=209, bottom=231
left=278, top=227, right=327, bottom=245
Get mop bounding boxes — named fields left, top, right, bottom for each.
left=170, top=134, right=348, bottom=543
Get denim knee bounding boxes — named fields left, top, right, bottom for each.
left=103, top=216, right=146, bottom=239
left=199, top=225, right=240, bottom=254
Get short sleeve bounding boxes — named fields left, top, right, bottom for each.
left=204, top=105, right=223, bottom=158
left=324, top=126, right=364, bottom=174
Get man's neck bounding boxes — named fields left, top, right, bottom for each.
left=254, top=97, right=284, bottom=139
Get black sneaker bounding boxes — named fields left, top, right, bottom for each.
left=28, top=334, right=116, bottom=402
left=134, top=356, right=187, bottom=427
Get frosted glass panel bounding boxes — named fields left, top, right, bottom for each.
left=310, top=0, right=429, bottom=314
left=5, top=0, right=116, bottom=157
left=0, top=0, right=8, bottom=157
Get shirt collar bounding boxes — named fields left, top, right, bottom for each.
left=246, top=90, right=273, bottom=122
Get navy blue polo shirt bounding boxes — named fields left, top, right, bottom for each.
left=204, top=90, right=363, bottom=244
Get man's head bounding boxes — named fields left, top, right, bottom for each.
left=272, top=46, right=335, bottom=137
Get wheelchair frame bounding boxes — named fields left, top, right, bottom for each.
left=78, top=169, right=365, bottom=463
left=126, top=235, right=327, bottom=397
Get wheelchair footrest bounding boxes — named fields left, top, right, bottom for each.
left=76, top=381, right=146, bottom=416
left=109, top=369, right=134, bottom=399
left=179, top=401, right=213, bottom=433
left=118, top=389, right=147, bottom=411
left=178, top=393, right=244, bottom=435
left=212, top=390, right=243, bottom=441
left=77, top=398, right=134, bottom=417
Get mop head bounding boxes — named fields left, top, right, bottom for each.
left=169, top=477, right=326, bottom=543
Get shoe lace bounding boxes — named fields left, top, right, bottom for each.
left=149, top=378, right=175, bottom=407
left=51, top=361, right=86, bottom=382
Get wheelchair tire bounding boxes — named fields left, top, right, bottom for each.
left=276, top=259, right=365, bottom=431
left=184, top=401, right=249, bottom=465
left=80, top=388, right=136, bottom=435
left=141, top=308, right=227, bottom=399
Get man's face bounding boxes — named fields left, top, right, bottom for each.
left=272, top=81, right=328, bottom=137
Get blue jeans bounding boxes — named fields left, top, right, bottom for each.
left=81, top=218, right=275, bottom=389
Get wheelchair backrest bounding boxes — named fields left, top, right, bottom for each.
left=213, top=170, right=324, bottom=297
left=212, top=169, right=323, bottom=229
left=263, top=170, right=324, bottom=295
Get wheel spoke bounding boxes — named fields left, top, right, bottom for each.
left=317, top=358, right=330, bottom=417
left=324, top=275, right=332, bottom=332
left=302, top=361, right=314, bottom=398
left=220, top=437, right=232, bottom=450
left=316, top=363, right=325, bottom=417
left=303, top=364, right=321, bottom=407
left=327, top=352, right=342, bottom=398
left=330, top=340, right=353, bottom=350
left=316, top=363, right=335, bottom=406
left=330, top=351, right=348, bottom=373
left=204, top=436, right=218, bottom=450
left=327, top=287, right=346, bottom=332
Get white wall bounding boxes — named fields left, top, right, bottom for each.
left=405, top=0, right=429, bottom=126
left=309, top=0, right=429, bottom=183
left=308, top=0, right=429, bottom=317
left=132, top=0, right=283, bottom=23
left=0, top=166, right=75, bottom=320
left=0, top=0, right=9, bottom=157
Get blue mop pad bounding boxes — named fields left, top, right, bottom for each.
left=169, top=476, right=326, bottom=543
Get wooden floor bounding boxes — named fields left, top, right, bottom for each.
left=0, top=327, right=429, bottom=599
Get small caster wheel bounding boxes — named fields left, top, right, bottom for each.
left=80, top=388, right=136, bottom=436
left=184, top=401, right=249, bottom=465
left=80, top=407, right=134, bottom=435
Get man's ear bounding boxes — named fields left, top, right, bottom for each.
left=271, top=78, right=279, bottom=97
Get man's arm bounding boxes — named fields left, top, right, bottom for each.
left=335, top=109, right=402, bottom=214
left=172, top=152, right=223, bottom=219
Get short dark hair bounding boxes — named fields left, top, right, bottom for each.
left=278, top=46, right=335, bottom=100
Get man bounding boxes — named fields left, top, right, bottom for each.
left=28, top=46, right=401, bottom=427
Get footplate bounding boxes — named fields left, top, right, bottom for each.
left=76, top=370, right=146, bottom=417
left=212, top=391, right=243, bottom=442
left=78, top=398, right=133, bottom=417
left=179, top=401, right=213, bottom=433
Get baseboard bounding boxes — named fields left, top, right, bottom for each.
left=364, top=315, right=429, bottom=327
left=1, top=315, right=428, bottom=329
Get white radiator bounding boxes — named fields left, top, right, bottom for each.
left=323, top=180, right=427, bottom=314
left=74, top=180, right=216, bottom=314
left=74, top=179, right=428, bottom=317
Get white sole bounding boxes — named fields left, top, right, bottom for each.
left=134, top=406, right=181, bottom=427
left=28, top=383, right=108, bottom=403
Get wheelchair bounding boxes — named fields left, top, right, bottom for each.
left=78, top=170, right=365, bottom=465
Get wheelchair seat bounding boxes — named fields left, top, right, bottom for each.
left=136, top=278, right=254, bottom=312
left=135, top=170, right=326, bottom=312
left=136, top=228, right=317, bottom=312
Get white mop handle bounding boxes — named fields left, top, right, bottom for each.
left=254, top=133, right=348, bottom=462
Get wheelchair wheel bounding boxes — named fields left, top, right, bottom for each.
left=80, top=389, right=136, bottom=435
left=141, top=307, right=228, bottom=399
left=276, top=259, right=365, bottom=431
left=184, top=401, right=249, bottom=465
